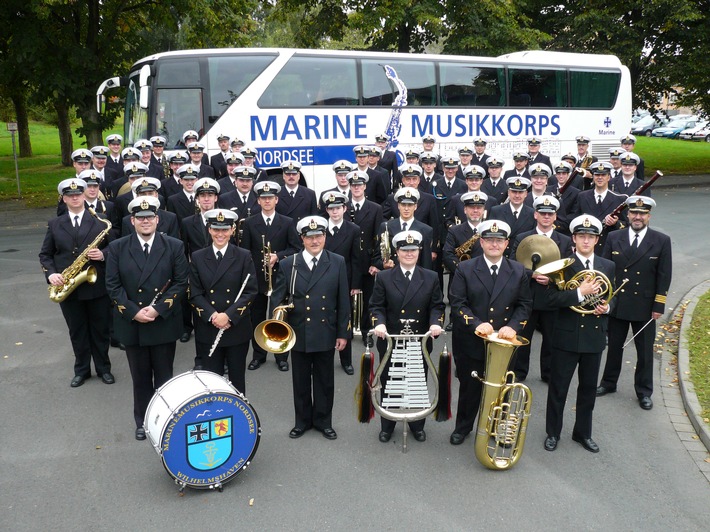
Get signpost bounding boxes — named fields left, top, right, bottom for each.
left=6, top=122, right=21, bottom=197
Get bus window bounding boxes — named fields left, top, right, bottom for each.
left=156, top=58, right=202, bottom=86
left=125, top=77, right=148, bottom=145
left=439, top=63, right=505, bottom=107
left=570, top=71, right=620, bottom=109
left=258, top=56, right=358, bottom=108
left=508, top=68, right=567, bottom=108
left=362, top=60, right=436, bottom=106
left=155, top=88, right=204, bottom=148
left=207, top=55, right=276, bottom=120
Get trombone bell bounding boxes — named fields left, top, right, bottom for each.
left=254, top=306, right=296, bottom=354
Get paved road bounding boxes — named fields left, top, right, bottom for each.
left=2, top=183, right=709, bottom=531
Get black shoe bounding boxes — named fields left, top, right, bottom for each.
left=342, top=364, right=354, bottom=375
left=514, top=373, right=527, bottom=382
left=413, top=430, right=426, bottom=442
left=99, top=372, right=115, bottom=385
left=110, top=338, right=121, bottom=348
left=450, top=432, right=466, bottom=445
left=248, top=360, right=264, bottom=370
left=379, top=431, right=392, bottom=443
left=180, top=331, right=192, bottom=343
left=118, top=343, right=126, bottom=351
left=541, top=375, right=550, bottom=383
left=319, top=427, right=337, bottom=440
left=572, top=433, right=600, bottom=453
left=135, top=427, right=146, bottom=441
left=445, top=322, right=453, bottom=332
left=193, top=365, right=203, bottom=371
left=70, top=375, right=89, bottom=388
left=639, top=396, right=653, bottom=410
left=289, top=427, right=307, bottom=439
left=277, top=360, right=289, bottom=372
left=544, top=436, right=558, bottom=451
left=596, top=385, right=616, bottom=396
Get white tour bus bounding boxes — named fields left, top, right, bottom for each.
left=97, top=47, right=631, bottom=193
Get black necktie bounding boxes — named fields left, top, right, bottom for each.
left=189, top=195, right=194, bottom=204
left=73, top=215, right=80, bottom=228
left=311, top=257, right=318, bottom=270
left=513, top=210, right=518, bottom=219
left=355, top=203, right=360, bottom=212
left=597, top=195, right=602, bottom=205
left=290, top=190, right=295, bottom=198
left=447, top=181, right=452, bottom=189
left=216, top=250, right=223, bottom=262
left=632, top=232, right=639, bottom=250
left=401, top=222, right=407, bottom=231
left=144, top=242, right=150, bottom=258
left=332, top=226, right=339, bottom=236
left=266, top=217, right=271, bottom=227
left=405, top=270, right=411, bottom=282
left=472, top=228, right=477, bottom=235
left=491, top=264, right=498, bottom=283
left=585, top=259, right=591, bottom=270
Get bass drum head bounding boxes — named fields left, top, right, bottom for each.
left=152, top=371, right=261, bottom=489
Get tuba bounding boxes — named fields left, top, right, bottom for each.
left=563, top=270, right=628, bottom=314
left=472, top=331, right=532, bottom=470
left=49, top=208, right=112, bottom=303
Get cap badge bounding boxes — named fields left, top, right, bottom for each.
left=216, top=211, right=225, bottom=222
left=406, top=234, right=414, bottom=244
left=288, top=163, right=294, bottom=170
left=328, top=193, right=335, bottom=203
left=309, top=219, right=318, bottom=230
left=141, top=179, right=149, bottom=187
left=543, top=198, right=551, bottom=205
left=515, top=179, right=522, bottom=187
left=263, top=184, right=270, bottom=192
left=473, top=194, right=480, bottom=202
left=636, top=198, right=644, bottom=207
left=404, top=190, right=412, bottom=198
left=583, top=218, right=591, bottom=227
left=140, top=200, right=150, bottom=211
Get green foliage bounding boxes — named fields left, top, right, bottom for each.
left=688, top=291, right=710, bottom=421
left=635, top=137, right=710, bottom=175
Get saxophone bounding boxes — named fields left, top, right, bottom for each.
left=454, top=233, right=480, bottom=261
left=49, top=208, right=112, bottom=303
left=379, top=225, right=391, bottom=266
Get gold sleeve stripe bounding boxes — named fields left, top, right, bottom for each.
left=655, top=295, right=667, bottom=303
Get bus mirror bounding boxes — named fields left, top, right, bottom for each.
left=96, top=76, right=122, bottom=113
left=139, top=65, right=151, bottom=109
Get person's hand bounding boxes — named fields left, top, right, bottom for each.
left=476, top=323, right=494, bottom=336
left=87, top=248, right=104, bottom=261
left=429, top=324, right=442, bottom=338
left=498, top=326, right=516, bottom=340
left=335, top=338, right=347, bottom=351
left=48, top=273, right=65, bottom=286
left=374, top=324, right=388, bottom=339
left=212, top=312, right=231, bottom=329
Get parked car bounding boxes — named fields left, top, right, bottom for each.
left=631, top=114, right=668, bottom=137
left=679, top=121, right=708, bottom=140
left=651, top=116, right=699, bottom=138
left=691, top=125, right=710, bottom=142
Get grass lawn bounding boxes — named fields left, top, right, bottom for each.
left=1, top=121, right=709, bottom=207
left=689, top=291, right=710, bottom=421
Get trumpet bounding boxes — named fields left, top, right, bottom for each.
left=262, top=235, right=273, bottom=296
left=352, top=292, right=363, bottom=336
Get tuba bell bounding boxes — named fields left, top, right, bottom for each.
left=472, top=331, right=532, bottom=470
left=254, top=304, right=296, bottom=354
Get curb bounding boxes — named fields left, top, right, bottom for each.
left=677, top=280, right=710, bottom=452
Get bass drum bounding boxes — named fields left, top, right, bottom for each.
left=144, top=370, right=261, bottom=490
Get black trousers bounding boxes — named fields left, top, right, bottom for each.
left=291, top=349, right=335, bottom=431
left=59, top=294, right=111, bottom=377
left=197, top=340, right=249, bottom=395
left=514, top=309, right=556, bottom=381
left=250, top=293, right=288, bottom=364
left=602, top=316, right=655, bottom=398
left=453, top=354, right=485, bottom=436
left=125, top=342, right=175, bottom=428
left=546, top=348, right=601, bottom=439
left=376, top=338, right=427, bottom=434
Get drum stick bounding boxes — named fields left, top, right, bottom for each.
left=208, top=274, right=251, bottom=358
left=622, top=317, right=655, bottom=348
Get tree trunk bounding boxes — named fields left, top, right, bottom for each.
left=397, top=22, right=411, bottom=53
left=77, top=104, right=103, bottom=148
left=55, top=100, right=73, bottom=167
left=9, top=90, right=32, bottom=157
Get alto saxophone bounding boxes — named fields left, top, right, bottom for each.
left=49, top=208, right=112, bottom=303
left=379, top=225, right=391, bottom=265
left=454, top=233, right=480, bottom=262
left=262, top=235, right=273, bottom=296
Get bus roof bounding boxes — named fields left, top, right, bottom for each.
left=131, top=47, right=624, bottom=71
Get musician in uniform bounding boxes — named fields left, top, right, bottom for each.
left=448, top=220, right=532, bottom=445
left=215, top=152, right=246, bottom=194
left=421, top=136, right=442, bottom=172
left=105, top=133, right=124, bottom=178
left=546, top=161, right=581, bottom=235
left=576, top=161, right=627, bottom=252
left=543, top=215, right=615, bottom=453
left=161, top=153, right=188, bottom=199
left=148, top=136, right=168, bottom=179
left=354, top=145, right=386, bottom=205
left=443, top=191, right=487, bottom=274
left=187, top=142, right=216, bottom=178
left=109, top=147, right=141, bottom=199
left=597, top=196, right=672, bottom=410
left=271, top=216, right=350, bottom=440
left=113, top=162, right=151, bottom=221
left=181, top=178, right=220, bottom=258
left=374, top=133, right=401, bottom=191
left=218, top=165, right=260, bottom=224
left=71, top=148, right=93, bottom=179
left=503, top=152, right=530, bottom=180
left=620, top=134, right=645, bottom=180
left=526, top=137, right=552, bottom=169
left=241, top=181, right=301, bottom=372
left=575, top=135, right=598, bottom=190
left=432, top=156, right=467, bottom=284
left=370, top=230, right=445, bottom=443
left=189, top=209, right=258, bottom=393
left=210, top=133, right=232, bottom=178
left=608, top=148, right=624, bottom=186
left=382, top=164, right=438, bottom=232
left=452, top=166, right=498, bottom=222
left=456, top=145, right=474, bottom=180
left=105, top=196, right=189, bottom=440
left=276, top=160, right=318, bottom=226
left=560, top=153, right=585, bottom=190
left=375, top=187, right=435, bottom=271
left=611, top=152, right=647, bottom=197
left=509, top=196, right=573, bottom=382
left=89, top=146, right=110, bottom=198
left=240, top=147, right=269, bottom=183
left=349, top=171, right=384, bottom=336
left=489, top=177, right=536, bottom=253
left=322, top=191, right=362, bottom=374
left=40, top=178, right=114, bottom=388
left=471, top=137, right=490, bottom=178
left=167, top=163, right=200, bottom=222
left=523, top=163, right=553, bottom=207
left=419, top=152, right=442, bottom=192
left=480, top=158, right=508, bottom=205
left=120, top=177, right=180, bottom=240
